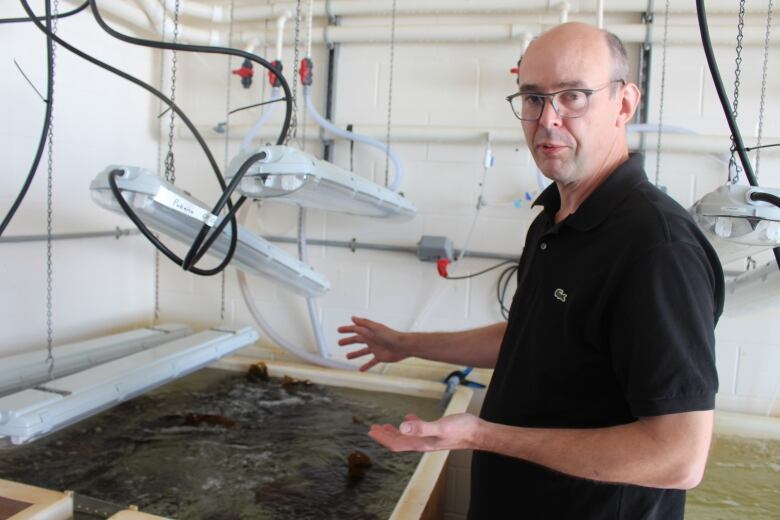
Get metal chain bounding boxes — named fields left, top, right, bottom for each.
left=153, top=4, right=169, bottom=324
left=729, top=0, right=747, bottom=184
left=220, top=0, right=236, bottom=323
left=384, top=0, right=398, bottom=188
left=164, top=0, right=181, bottom=184
left=45, top=0, right=61, bottom=380
left=653, top=0, right=670, bottom=187
left=755, top=0, right=774, bottom=180
left=287, top=0, right=303, bottom=144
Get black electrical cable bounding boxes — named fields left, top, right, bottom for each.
left=0, top=0, right=87, bottom=24
left=443, top=260, right=516, bottom=280
left=87, top=0, right=294, bottom=268
left=696, top=0, right=780, bottom=272
left=229, top=97, right=288, bottom=116
left=750, top=192, right=780, bottom=209
left=17, top=0, right=240, bottom=275
left=695, top=0, right=758, bottom=188
left=0, top=1, right=56, bottom=238
left=744, top=143, right=780, bottom=152
left=107, top=169, right=238, bottom=276
left=182, top=151, right=268, bottom=270
left=496, top=262, right=519, bottom=320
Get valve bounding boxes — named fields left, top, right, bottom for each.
left=232, top=59, right=254, bottom=89
left=268, top=60, right=283, bottom=87
left=300, top=57, right=313, bottom=86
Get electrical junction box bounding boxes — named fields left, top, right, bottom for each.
left=417, top=235, right=454, bottom=262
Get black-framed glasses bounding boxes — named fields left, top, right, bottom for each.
left=506, top=79, right=626, bottom=121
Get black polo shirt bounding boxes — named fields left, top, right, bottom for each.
left=469, top=154, right=724, bottom=519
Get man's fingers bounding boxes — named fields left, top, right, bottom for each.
left=337, top=325, right=356, bottom=333
left=337, top=335, right=362, bottom=346
left=345, top=347, right=371, bottom=360
left=360, top=358, right=380, bottom=372
left=399, top=418, right=437, bottom=437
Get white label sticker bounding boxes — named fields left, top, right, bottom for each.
left=153, top=186, right=218, bottom=227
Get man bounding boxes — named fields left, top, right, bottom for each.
left=338, top=22, right=723, bottom=519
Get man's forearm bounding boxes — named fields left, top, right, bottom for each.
left=474, top=410, right=714, bottom=489
left=399, top=322, right=506, bottom=369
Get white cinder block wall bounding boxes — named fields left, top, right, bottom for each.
left=1, top=3, right=779, bottom=519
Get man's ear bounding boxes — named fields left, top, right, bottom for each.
left=616, top=83, right=641, bottom=127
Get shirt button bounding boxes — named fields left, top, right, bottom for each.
left=540, top=242, right=548, bottom=250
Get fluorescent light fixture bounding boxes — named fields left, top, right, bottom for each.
left=691, top=185, right=780, bottom=264
left=0, top=326, right=258, bottom=445
left=90, top=166, right=330, bottom=297
left=228, top=145, right=417, bottom=220
left=724, top=261, right=780, bottom=316
left=0, top=324, right=192, bottom=397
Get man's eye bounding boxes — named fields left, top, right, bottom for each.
left=523, top=95, right=544, bottom=106
left=561, top=91, right=585, bottom=103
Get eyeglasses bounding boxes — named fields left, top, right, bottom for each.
left=506, top=80, right=626, bottom=122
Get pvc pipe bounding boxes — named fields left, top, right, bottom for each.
left=297, top=207, right=330, bottom=360
left=147, top=0, right=771, bottom=23
left=241, top=87, right=283, bottom=152
left=304, top=86, right=405, bottom=192
left=275, top=12, right=292, bottom=61
left=559, top=2, right=570, bottom=24
left=596, top=0, right=605, bottom=29
left=0, top=228, right=139, bottom=244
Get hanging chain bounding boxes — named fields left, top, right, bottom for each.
left=164, top=0, right=181, bottom=184
left=45, top=0, right=61, bottom=380
left=755, top=0, right=774, bottom=181
left=153, top=4, right=170, bottom=324
left=384, top=0, right=398, bottom=188
left=220, top=0, right=236, bottom=323
left=287, top=0, right=303, bottom=144
left=729, top=0, right=747, bottom=184
left=653, top=0, right=670, bottom=187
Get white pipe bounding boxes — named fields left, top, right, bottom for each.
left=306, top=0, right=315, bottom=58
left=558, top=2, right=570, bottom=24
left=135, top=0, right=222, bottom=45
left=203, top=121, right=779, bottom=156
left=596, top=0, right=605, bottom=29
left=304, top=86, right=405, bottom=192
left=150, top=0, right=772, bottom=23
left=275, top=12, right=292, bottom=61
left=241, top=87, right=283, bottom=152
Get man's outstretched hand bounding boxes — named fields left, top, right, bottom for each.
left=368, top=413, right=483, bottom=452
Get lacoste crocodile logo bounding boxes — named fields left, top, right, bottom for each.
left=554, top=288, right=567, bottom=302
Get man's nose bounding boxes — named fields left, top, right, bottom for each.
left=538, top=97, right=563, bottom=128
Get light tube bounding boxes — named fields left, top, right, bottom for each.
left=0, top=324, right=192, bottom=397
left=0, top=326, right=259, bottom=446
left=227, top=145, right=417, bottom=221
left=90, top=166, right=330, bottom=297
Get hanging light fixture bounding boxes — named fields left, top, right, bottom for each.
left=0, top=326, right=258, bottom=446
left=228, top=146, right=416, bottom=220
left=0, top=324, right=192, bottom=397
left=90, top=166, right=330, bottom=297
left=691, top=185, right=780, bottom=263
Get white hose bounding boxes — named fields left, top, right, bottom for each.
left=303, top=86, right=405, bottom=192
left=297, top=207, right=330, bottom=359
left=241, top=87, right=282, bottom=152
left=235, top=206, right=355, bottom=370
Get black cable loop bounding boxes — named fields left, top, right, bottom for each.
left=88, top=0, right=294, bottom=266
left=17, top=0, right=241, bottom=273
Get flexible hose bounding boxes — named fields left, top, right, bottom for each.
left=297, top=207, right=330, bottom=359
left=241, top=87, right=282, bottom=152
left=304, top=86, right=404, bottom=192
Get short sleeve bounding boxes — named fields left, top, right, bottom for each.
left=609, top=240, right=720, bottom=417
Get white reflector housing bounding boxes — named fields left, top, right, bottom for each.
left=228, top=145, right=417, bottom=221
left=0, top=326, right=258, bottom=445
left=0, top=324, right=192, bottom=397
left=691, top=185, right=780, bottom=264
left=90, top=166, right=330, bottom=297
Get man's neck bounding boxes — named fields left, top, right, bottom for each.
left=554, top=150, right=629, bottom=224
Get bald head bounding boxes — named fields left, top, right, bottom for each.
left=518, top=23, right=629, bottom=93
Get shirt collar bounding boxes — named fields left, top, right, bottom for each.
left=532, top=153, right=647, bottom=231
